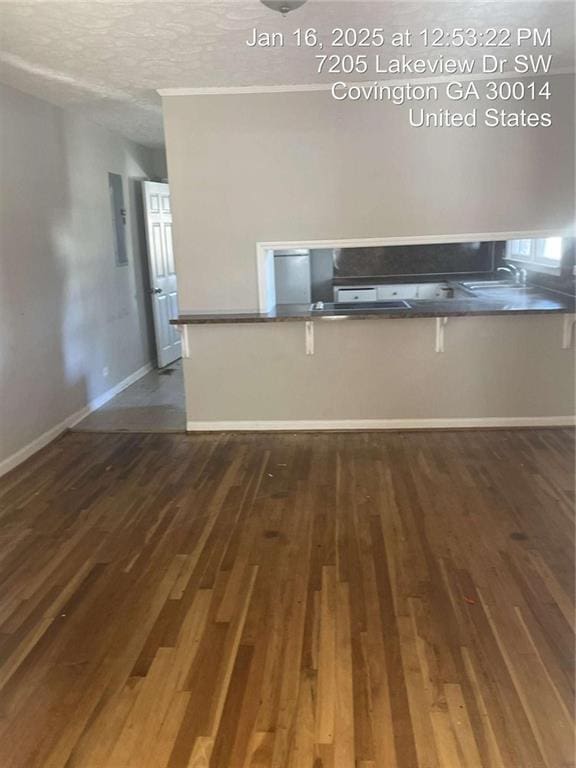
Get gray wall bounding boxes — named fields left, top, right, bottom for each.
left=183, top=315, right=575, bottom=423
left=163, top=76, right=575, bottom=425
left=151, top=147, right=169, bottom=181
left=164, top=75, right=574, bottom=312
left=0, top=82, right=159, bottom=466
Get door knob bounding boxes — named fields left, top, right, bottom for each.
left=151, top=288, right=162, bottom=294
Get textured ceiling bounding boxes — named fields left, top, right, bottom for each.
left=0, top=0, right=574, bottom=146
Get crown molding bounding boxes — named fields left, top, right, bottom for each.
left=158, top=67, right=574, bottom=97
left=158, top=83, right=333, bottom=96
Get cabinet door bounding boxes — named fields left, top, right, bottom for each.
left=377, top=284, right=418, bottom=300
left=335, top=288, right=377, bottom=303
left=416, top=283, right=452, bottom=299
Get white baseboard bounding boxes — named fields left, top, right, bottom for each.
left=0, top=362, right=153, bottom=479
left=87, top=362, right=153, bottom=412
left=187, top=416, right=576, bottom=432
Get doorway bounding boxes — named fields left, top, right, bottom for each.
left=142, top=181, right=181, bottom=368
left=73, top=175, right=186, bottom=433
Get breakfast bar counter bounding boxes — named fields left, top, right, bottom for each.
left=172, top=284, right=574, bottom=325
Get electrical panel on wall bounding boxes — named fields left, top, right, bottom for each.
left=108, top=172, right=128, bottom=266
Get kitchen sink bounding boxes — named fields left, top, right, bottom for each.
left=461, top=280, right=532, bottom=291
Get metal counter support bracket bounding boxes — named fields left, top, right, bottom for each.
left=305, top=321, right=315, bottom=355
left=178, top=325, right=191, bottom=359
left=562, top=314, right=576, bottom=349
left=435, top=317, right=448, bottom=353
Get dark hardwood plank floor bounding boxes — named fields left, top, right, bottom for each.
left=0, top=429, right=573, bottom=768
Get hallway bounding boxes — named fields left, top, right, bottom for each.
left=74, top=361, right=185, bottom=432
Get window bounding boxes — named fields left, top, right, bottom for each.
left=506, top=237, right=563, bottom=271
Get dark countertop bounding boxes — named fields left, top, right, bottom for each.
left=331, top=273, right=493, bottom=286
left=172, top=285, right=575, bottom=325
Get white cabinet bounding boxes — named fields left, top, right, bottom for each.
left=335, top=281, right=454, bottom=303
left=335, top=287, right=377, bottom=303
left=416, top=282, right=452, bottom=299
left=377, top=284, right=419, bottom=300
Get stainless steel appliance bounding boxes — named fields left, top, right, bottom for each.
left=274, top=249, right=311, bottom=304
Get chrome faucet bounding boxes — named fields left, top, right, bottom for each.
left=497, top=264, right=527, bottom=286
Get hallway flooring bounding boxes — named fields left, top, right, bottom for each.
left=74, top=360, right=185, bottom=432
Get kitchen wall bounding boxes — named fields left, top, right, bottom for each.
left=0, top=82, right=163, bottom=472
left=182, top=315, right=575, bottom=425
left=164, top=73, right=574, bottom=312
left=163, top=74, right=575, bottom=425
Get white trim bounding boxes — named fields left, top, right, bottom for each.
left=0, top=407, right=92, bottom=480
left=305, top=320, right=315, bottom=355
left=179, top=325, right=191, bottom=359
left=257, top=246, right=276, bottom=313
left=187, top=416, right=576, bottom=433
left=255, top=228, right=575, bottom=311
left=0, top=363, right=153, bottom=479
left=160, top=84, right=334, bottom=97
left=87, top=362, right=154, bottom=412
left=258, top=229, right=573, bottom=251
left=158, top=68, right=574, bottom=97
left=435, top=317, right=448, bottom=353
left=562, top=314, right=576, bottom=349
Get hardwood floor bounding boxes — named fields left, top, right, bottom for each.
left=0, top=429, right=573, bottom=768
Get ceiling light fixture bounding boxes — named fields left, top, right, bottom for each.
left=260, top=0, right=307, bottom=16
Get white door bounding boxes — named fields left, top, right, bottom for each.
left=142, top=181, right=181, bottom=368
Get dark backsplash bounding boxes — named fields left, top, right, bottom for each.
left=334, top=241, right=495, bottom=278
